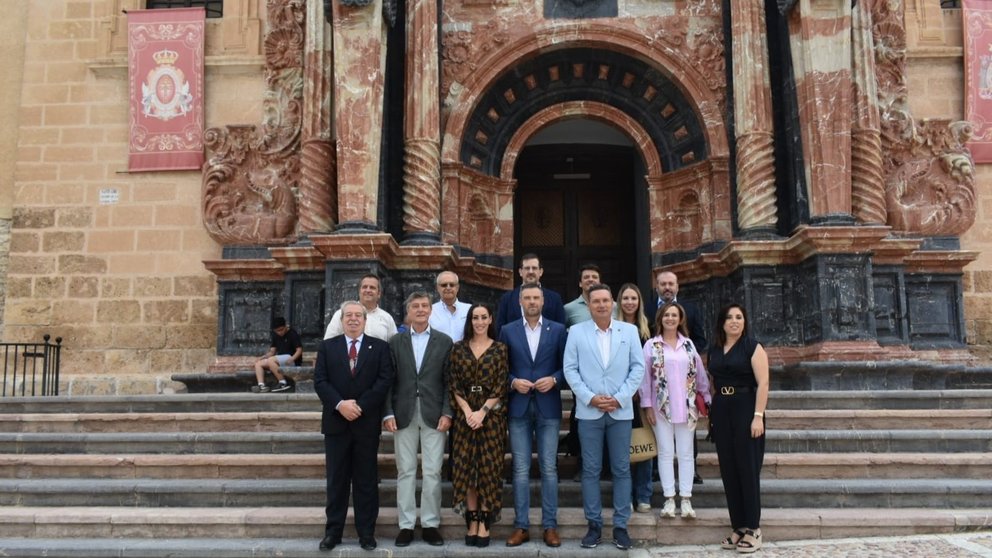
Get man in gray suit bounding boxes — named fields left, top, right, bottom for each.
left=383, top=291, right=454, bottom=547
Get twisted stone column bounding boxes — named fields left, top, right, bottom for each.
left=850, top=0, right=886, bottom=225
left=298, top=0, right=336, bottom=234
left=732, top=0, right=778, bottom=233
left=401, top=0, right=442, bottom=244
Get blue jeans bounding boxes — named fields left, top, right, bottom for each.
left=578, top=414, right=632, bottom=529
left=509, top=398, right=560, bottom=529
left=632, top=457, right=654, bottom=505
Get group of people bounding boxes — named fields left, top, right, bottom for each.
left=257, top=255, right=769, bottom=553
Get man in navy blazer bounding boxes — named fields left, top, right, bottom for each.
left=564, top=284, right=645, bottom=551
left=314, top=301, right=395, bottom=552
left=498, top=283, right=567, bottom=548
left=495, top=253, right=565, bottom=331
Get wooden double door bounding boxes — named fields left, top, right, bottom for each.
left=513, top=144, right=639, bottom=302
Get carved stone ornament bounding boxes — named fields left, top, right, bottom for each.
left=382, top=0, right=397, bottom=27
left=687, top=23, right=726, bottom=94
left=202, top=0, right=305, bottom=245
left=441, top=22, right=508, bottom=102
left=871, top=0, right=977, bottom=236
left=777, top=0, right=798, bottom=15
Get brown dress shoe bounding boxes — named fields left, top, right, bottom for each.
left=505, top=528, right=530, bottom=547
left=543, top=528, right=561, bottom=548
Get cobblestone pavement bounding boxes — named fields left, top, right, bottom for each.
left=643, top=532, right=992, bottom=557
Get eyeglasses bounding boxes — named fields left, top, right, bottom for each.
left=439, top=282, right=458, bottom=288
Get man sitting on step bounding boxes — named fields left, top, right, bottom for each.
left=384, top=291, right=454, bottom=547
left=251, top=316, right=302, bottom=393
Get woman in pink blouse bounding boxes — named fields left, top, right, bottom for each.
left=639, top=301, right=711, bottom=519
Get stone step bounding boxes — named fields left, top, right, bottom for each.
left=3, top=408, right=988, bottom=433
left=2, top=506, right=990, bottom=544
left=3, top=390, right=992, bottom=415
left=4, top=452, right=991, bottom=481
left=2, top=477, right=990, bottom=509
left=2, top=429, right=988, bottom=455
left=0, top=412, right=323, bottom=433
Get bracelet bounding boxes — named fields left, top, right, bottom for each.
left=482, top=404, right=491, bottom=413
left=753, top=411, right=764, bottom=417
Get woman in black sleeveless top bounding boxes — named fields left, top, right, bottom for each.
left=706, top=304, right=769, bottom=554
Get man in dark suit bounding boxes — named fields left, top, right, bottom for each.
left=655, top=270, right=707, bottom=352
left=656, top=270, right=708, bottom=485
left=498, top=283, right=567, bottom=548
left=314, top=300, right=395, bottom=552
left=383, top=292, right=453, bottom=547
left=496, top=253, right=565, bottom=331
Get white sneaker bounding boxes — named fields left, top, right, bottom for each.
left=660, top=498, right=676, bottom=518
left=680, top=498, right=696, bottom=519
left=635, top=502, right=651, bottom=513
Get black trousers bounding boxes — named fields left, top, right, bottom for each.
left=710, top=392, right=764, bottom=529
left=324, top=428, right=380, bottom=539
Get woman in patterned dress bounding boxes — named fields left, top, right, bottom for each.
left=449, top=303, right=508, bottom=547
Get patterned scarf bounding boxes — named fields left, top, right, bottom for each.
left=651, top=336, right=700, bottom=428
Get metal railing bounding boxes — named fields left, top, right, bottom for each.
left=1, top=334, right=63, bottom=397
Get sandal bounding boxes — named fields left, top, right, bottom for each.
left=721, top=529, right=744, bottom=550
left=736, top=528, right=761, bottom=554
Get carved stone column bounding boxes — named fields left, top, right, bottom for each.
left=299, top=0, right=336, bottom=235
left=850, top=0, right=886, bottom=225
left=788, top=0, right=853, bottom=222
left=732, top=0, right=778, bottom=235
left=332, top=0, right=387, bottom=232
left=401, top=0, right=442, bottom=245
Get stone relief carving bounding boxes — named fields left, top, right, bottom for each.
left=441, top=22, right=508, bottom=102
left=871, top=0, right=977, bottom=236
left=687, top=24, right=725, bottom=93
left=202, top=0, right=305, bottom=245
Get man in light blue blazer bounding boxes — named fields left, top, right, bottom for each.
left=498, top=283, right=567, bottom=548
left=563, top=284, right=645, bottom=551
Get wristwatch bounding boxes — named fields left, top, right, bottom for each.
left=481, top=404, right=491, bottom=413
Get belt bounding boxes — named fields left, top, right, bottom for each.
left=716, top=385, right=755, bottom=396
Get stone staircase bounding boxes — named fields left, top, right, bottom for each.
left=0, top=379, right=991, bottom=557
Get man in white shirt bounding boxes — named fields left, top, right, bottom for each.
left=324, top=274, right=398, bottom=341
left=429, top=271, right=471, bottom=342
left=563, top=284, right=645, bottom=551
left=383, top=292, right=453, bottom=547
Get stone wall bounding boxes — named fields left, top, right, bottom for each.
left=1, top=1, right=266, bottom=394
left=903, top=7, right=992, bottom=359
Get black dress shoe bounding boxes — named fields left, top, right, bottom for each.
left=422, top=526, right=445, bottom=546
left=394, top=528, right=414, bottom=547
left=694, top=473, right=704, bottom=485
left=359, top=536, right=377, bottom=551
left=318, top=535, right=340, bottom=551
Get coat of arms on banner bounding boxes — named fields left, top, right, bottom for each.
left=141, top=49, right=194, bottom=121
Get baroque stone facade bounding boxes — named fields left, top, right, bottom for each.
left=1, top=0, right=991, bottom=392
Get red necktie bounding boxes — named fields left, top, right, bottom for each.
left=349, top=339, right=358, bottom=375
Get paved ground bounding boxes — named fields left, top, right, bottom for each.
left=642, top=532, right=992, bottom=557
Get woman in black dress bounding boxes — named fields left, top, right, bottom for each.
left=448, top=303, right=508, bottom=547
left=706, top=303, right=769, bottom=554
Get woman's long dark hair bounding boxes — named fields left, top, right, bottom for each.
left=714, top=303, right=749, bottom=347
left=462, top=303, right=497, bottom=341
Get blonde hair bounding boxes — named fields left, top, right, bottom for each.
left=614, top=283, right=651, bottom=341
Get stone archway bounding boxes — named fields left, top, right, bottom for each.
left=439, top=34, right=732, bottom=260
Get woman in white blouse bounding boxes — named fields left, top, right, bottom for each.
left=639, top=301, right=711, bottom=519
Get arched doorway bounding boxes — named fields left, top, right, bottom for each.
left=513, top=119, right=647, bottom=300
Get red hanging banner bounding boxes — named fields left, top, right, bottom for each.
left=964, top=1, right=992, bottom=163
left=127, top=8, right=205, bottom=172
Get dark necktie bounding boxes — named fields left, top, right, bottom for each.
left=349, top=339, right=358, bottom=375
